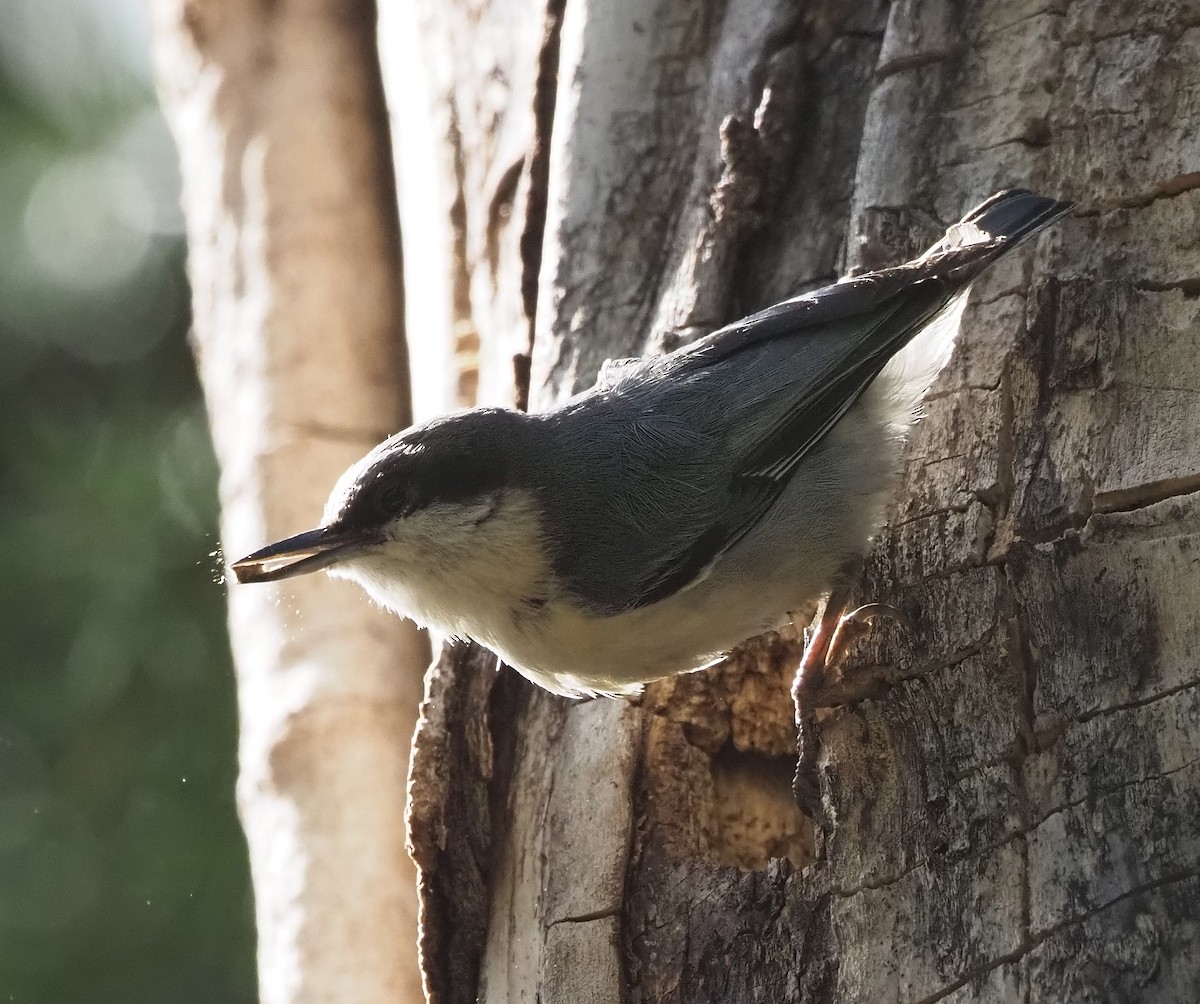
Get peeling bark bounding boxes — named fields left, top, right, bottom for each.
left=151, top=2, right=430, bottom=1001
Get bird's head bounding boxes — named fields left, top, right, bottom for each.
left=231, top=409, right=541, bottom=618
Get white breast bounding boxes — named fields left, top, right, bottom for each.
left=333, top=491, right=547, bottom=644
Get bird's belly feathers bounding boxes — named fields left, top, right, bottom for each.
left=489, top=575, right=806, bottom=697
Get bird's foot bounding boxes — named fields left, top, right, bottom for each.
left=793, top=600, right=907, bottom=700
left=823, top=602, right=909, bottom=670
left=791, top=592, right=908, bottom=817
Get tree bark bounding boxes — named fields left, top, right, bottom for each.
left=379, top=0, right=552, bottom=418
left=402, top=0, right=1200, bottom=1002
left=151, top=2, right=430, bottom=1001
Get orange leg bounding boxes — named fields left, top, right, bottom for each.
left=825, top=602, right=908, bottom=667
left=794, top=593, right=908, bottom=702
left=791, top=582, right=908, bottom=814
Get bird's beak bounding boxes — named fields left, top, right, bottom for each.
left=231, top=526, right=360, bottom=584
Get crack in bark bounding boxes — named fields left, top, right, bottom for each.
left=1030, top=864, right=1200, bottom=941
left=1132, top=276, right=1200, bottom=298
left=1006, top=609, right=1038, bottom=765
left=1009, top=510, right=1090, bottom=547
left=515, top=0, right=568, bottom=413
left=813, top=629, right=998, bottom=711
left=548, top=906, right=622, bottom=927
left=1092, top=471, right=1200, bottom=514
left=831, top=750, right=1199, bottom=910
left=1110, top=380, right=1200, bottom=396
left=889, top=501, right=975, bottom=530
left=1063, top=14, right=1200, bottom=47
left=874, top=47, right=961, bottom=81
left=1030, top=754, right=1200, bottom=832
left=485, top=156, right=525, bottom=281
left=1019, top=835, right=1033, bottom=1004
left=1074, top=677, right=1200, bottom=724
left=912, top=864, right=1200, bottom=1004
left=975, top=5, right=1065, bottom=45
left=975, top=123, right=1053, bottom=153
left=656, top=36, right=805, bottom=353
left=1073, top=171, right=1200, bottom=215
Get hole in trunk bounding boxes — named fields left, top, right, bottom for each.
left=710, top=744, right=815, bottom=870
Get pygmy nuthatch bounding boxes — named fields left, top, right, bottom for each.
left=233, top=189, right=1072, bottom=697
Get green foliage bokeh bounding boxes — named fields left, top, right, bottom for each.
left=0, top=6, right=256, bottom=1001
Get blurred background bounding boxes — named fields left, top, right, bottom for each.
left=0, top=0, right=256, bottom=1000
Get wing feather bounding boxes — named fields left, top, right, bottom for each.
left=548, top=191, right=1073, bottom=613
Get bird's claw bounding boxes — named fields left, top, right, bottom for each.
left=793, top=599, right=908, bottom=704
left=823, top=602, right=908, bottom=670
left=791, top=589, right=908, bottom=817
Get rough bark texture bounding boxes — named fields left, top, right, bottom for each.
left=379, top=0, right=554, bottom=418
left=403, top=0, right=1200, bottom=1001
left=151, top=2, right=430, bottom=1001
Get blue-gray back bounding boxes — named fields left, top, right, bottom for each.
left=530, top=189, right=1073, bottom=614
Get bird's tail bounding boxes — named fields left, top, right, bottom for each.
left=961, top=188, right=1074, bottom=246
left=881, top=190, right=1073, bottom=421
left=921, top=189, right=1074, bottom=263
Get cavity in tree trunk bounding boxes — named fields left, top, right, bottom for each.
left=395, top=0, right=1200, bottom=1002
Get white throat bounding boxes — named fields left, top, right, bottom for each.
left=331, top=490, right=548, bottom=645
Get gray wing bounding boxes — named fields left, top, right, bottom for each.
left=545, top=191, right=1073, bottom=613
left=624, top=273, right=954, bottom=609
left=541, top=271, right=953, bottom=614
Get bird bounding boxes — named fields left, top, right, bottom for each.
left=232, top=189, right=1072, bottom=698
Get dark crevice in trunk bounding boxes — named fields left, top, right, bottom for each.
left=515, top=0, right=568, bottom=413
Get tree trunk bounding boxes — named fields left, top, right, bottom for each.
left=151, top=2, right=430, bottom=1001
left=401, top=1, right=1200, bottom=1002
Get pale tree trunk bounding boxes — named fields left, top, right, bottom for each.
left=151, top=2, right=430, bottom=1002
left=398, top=0, right=1200, bottom=1002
